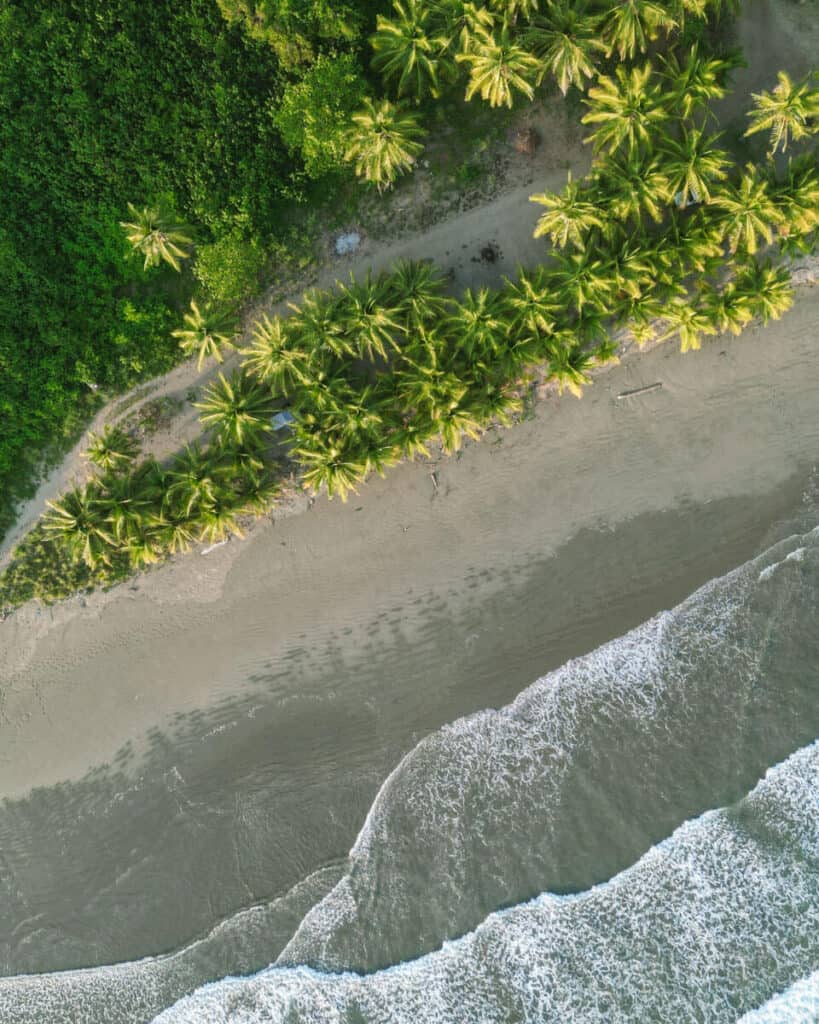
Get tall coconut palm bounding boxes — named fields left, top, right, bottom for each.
left=488, top=0, right=540, bottom=21
left=345, top=98, right=426, bottom=191
left=700, top=281, right=755, bottom=336
left=599, top=0, right=676, bottom=62
left=656, top=45, right=738, bottom=121
left=501, top=265, right=559, bottom=340
left=435, top=402, right=483, bottom=453
left=592, top=150, right=671, bottom=225
left=371, top=0, right=445, bottom=99
left=242, top=313, right=313, bottom=394
left=771, top=154, right=819, bottom=240
left=745, top=70, right=819, bottom=155
left=530, top=172, right=606, bottom=248
left=84, top=425, right=139, bottom=473
left=660, top=297, right=717, bottom=352
left=659, top=126, right=730, bottom=205
left=713, top=166, right=782, bottom=255
left=523, top=1, right=602, bottom=95
left=545, top=335, right=594, bottom=398
left=581, top=63, right=668, bottom=155
left=732, top=258, right=794, bottom=324
left=385, top=258, right=450, bottom=329
left=607, top=234, right=655, bottom=301
left=456, top=20, right=539, bottom=109
left=445, top=287, right=508, bottom=365
left=293, top=432, right=370, bottom=502
left=661, top=212, right=725, bottom=277
left=434, top=0, right=495, bottom=58
left=548, top=250, right=616, bottom=314
left=335, top=271, right=403, bottom=362
left=196, top=495, right=246, bottom=544
left=196, top=371, right=274, bottom=447
left=43, top=484, right=115, bottom=567
left=288, top=291, right=352, bottom=361
left=99, top=460, right=163, bottom=545
left=172, top=299, right=238, bottom=370
left=613, top=291, right=667, bottom=347
left=165, top=442, right=226, bottom=518
left=464, top=376, right=523, bottom=427
left=120, top=203, right=193, bottom=272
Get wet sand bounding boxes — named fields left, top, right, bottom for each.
left=0, top=286, right=818, bottom=973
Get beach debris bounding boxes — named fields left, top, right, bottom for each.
left=271, top=409, right=295, bottom=431
left=201, top=539, right=228, bottom=555
left=512, top=126, right=538, bottom=156
left=430, top=471, right=439, bottom=492
left=616, top=382, right=663, bottom=400
left=335, top=232, right=361, bottom=256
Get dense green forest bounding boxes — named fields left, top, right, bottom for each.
left=0, top=0, right=382, bottom=536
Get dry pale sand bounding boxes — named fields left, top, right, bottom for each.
left=1, top=280, right=818, bottom=800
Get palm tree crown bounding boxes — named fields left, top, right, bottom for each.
left=456, top=20, right=540, bottom=109
left=523, top=1, right=602, bottom=96
left=600, top=0, right=676, bottom=62
left=531, top=172, right=605, bottom=248
left=345, top=98, right=426, bottom=191
left=172, top=299, right=238, bottom=370
left=581, top=63, right=668, bottom=155
left=196, top=371, right=274, bottom=447
left=84, top=425, right=139, bottom=473
left=120, top=203, right=192, bottom=272
left=371, top=0, right=445, bottom=99
left=745, top=70, right=819, bottom=155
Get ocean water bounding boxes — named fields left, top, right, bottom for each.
left=3, top=524, right=818, bottom=1022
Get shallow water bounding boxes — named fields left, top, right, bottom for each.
left=2, top=511, right=818, bottom=1023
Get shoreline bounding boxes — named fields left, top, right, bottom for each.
left=2, top=284, right=818, bottom=801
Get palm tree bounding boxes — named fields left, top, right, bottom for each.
left=530, top=172, right=605, bottom=248
left=599, top=0, right=676, bottom=62
left=713, top=166, right=782, bottom=255
left=154, top=508, right=197, bottom=556
left=592, top=150, right=671, bottom=224
left=456, top=20, right=539, bottom=109
left=288, top=291, right=352, bottom=361
left=613, top=291, right=667, bottom=347
left=120, top=203, right=193, bottom=272
left=436, top=402, right=483, bottom=453
left=434, top=1, right=495, bottom=59
left=99, top=460, right=162, bottom=545
left=771, top=154, right=819, bottom=240
left=732, top=258, right=794, bottom=324
left=487, top=0, right=540, bottom=20
left=700, top=282, right=754, bottom=336
left=608, top=234, right=654, bottom=300
left=545, top=336, right=594, bottom=398
left=196, top=371, right=274, bottom=447
left=84, top=425, right=139, bottom=473
left=385, top=258, right=450, bottom=329
left=660, top=297, right=717, bottom=352
left=371, top=0, right=445, bottom=99
left=659, top=126, right=730, bottom=206
left=464, top=376, right=523, bottom=427
left=345, top=98, right=426, bottom=191
left=242, top=313, right=313, bottom=394
left=523, top=1, right=602, bottom=96
left=335, top=271, right=403, bottom=361
left=445, top=287, right=508, bottom=365
left=172, top=299, right=237, bottom=371
left=196, top=495, right=246, bottom=544
left=745, top=70, right=819, bottom=155
left=661, top=212, right=725, bottom=277
left=165, top=442, right=226, bottom=518
left=548, top=250, right=616, bottom=313
left=500, top=265, right=558, bottom=340
left=43, top=484, right=115, bottom=567
left=292, top=432, right=370, bottom=502
left=656, top=45, right=737, bottom=121
left=581, top=64, right=668, bottom=155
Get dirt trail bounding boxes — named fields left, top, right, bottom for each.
left=1, top=0, right=813, bottom=567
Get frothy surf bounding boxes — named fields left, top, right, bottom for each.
left=154, top=740, right=819, bottom=1022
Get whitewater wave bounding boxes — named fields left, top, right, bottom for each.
left=0, top=865, right=342, bottom=1024
left=277, top=527, right=819, bottom=973
left=739, top=971, right=819, bottom=1023
left=155, top=740, right=819, bottom=1022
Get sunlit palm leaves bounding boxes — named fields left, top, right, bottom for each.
left=292, top=431, right=370, bottom=502
left=335, top=272, right=403, bottom=361
left=84, top=425, right=139, bottom=473
left=599, top=0, right=675, bottom=62
left=172, top=299, right=238, bottom=370
left=733, top=258, right=794, bottom=324
left=581, top=64, right=668, bottom=155
left=242, top=313, right=313, bottom=393
left=592, top=151, right=671, bottom=224
left=385, top=258, right=450, bottom=328
left=657, top=45, right=737, bottom=121
left=345, top=98, right=426, bottom=191
left=456, top=21, right=539, bottom=109
left=371, top=0, right=445, bottom=99
left=165, top=442, right=226, bottom=518
left=43, top=484, right=115, bottom=568
left=659, top=127, right=730, bottom=205
left=120, top=203, right=192, bottom=272
left=700, top=282, right=754, bottom=336
left=445, top=286, right=508, bottom=364
left=548, top=250, right=616, bottom=313
left=501, top=266, right=558, bottom=340
left=531, top=172, right=605, bottom=248
left=771, top=155, right=819, bottom=240
left=745, top=71, right=819, bottom=155
left=196, top=371, right=274, bottom=447
left=660, top=298, right=717, bottom=352
left=523, top=1, right=602, bottom=96
left=713, top=165, right=782, bottom=255
left=546, top=337, right=594, bottom=398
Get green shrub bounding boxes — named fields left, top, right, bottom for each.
left=194, top=232, right=267, bottom=305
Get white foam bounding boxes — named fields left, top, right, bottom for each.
left=738, top=971, right=819, bottom=1023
